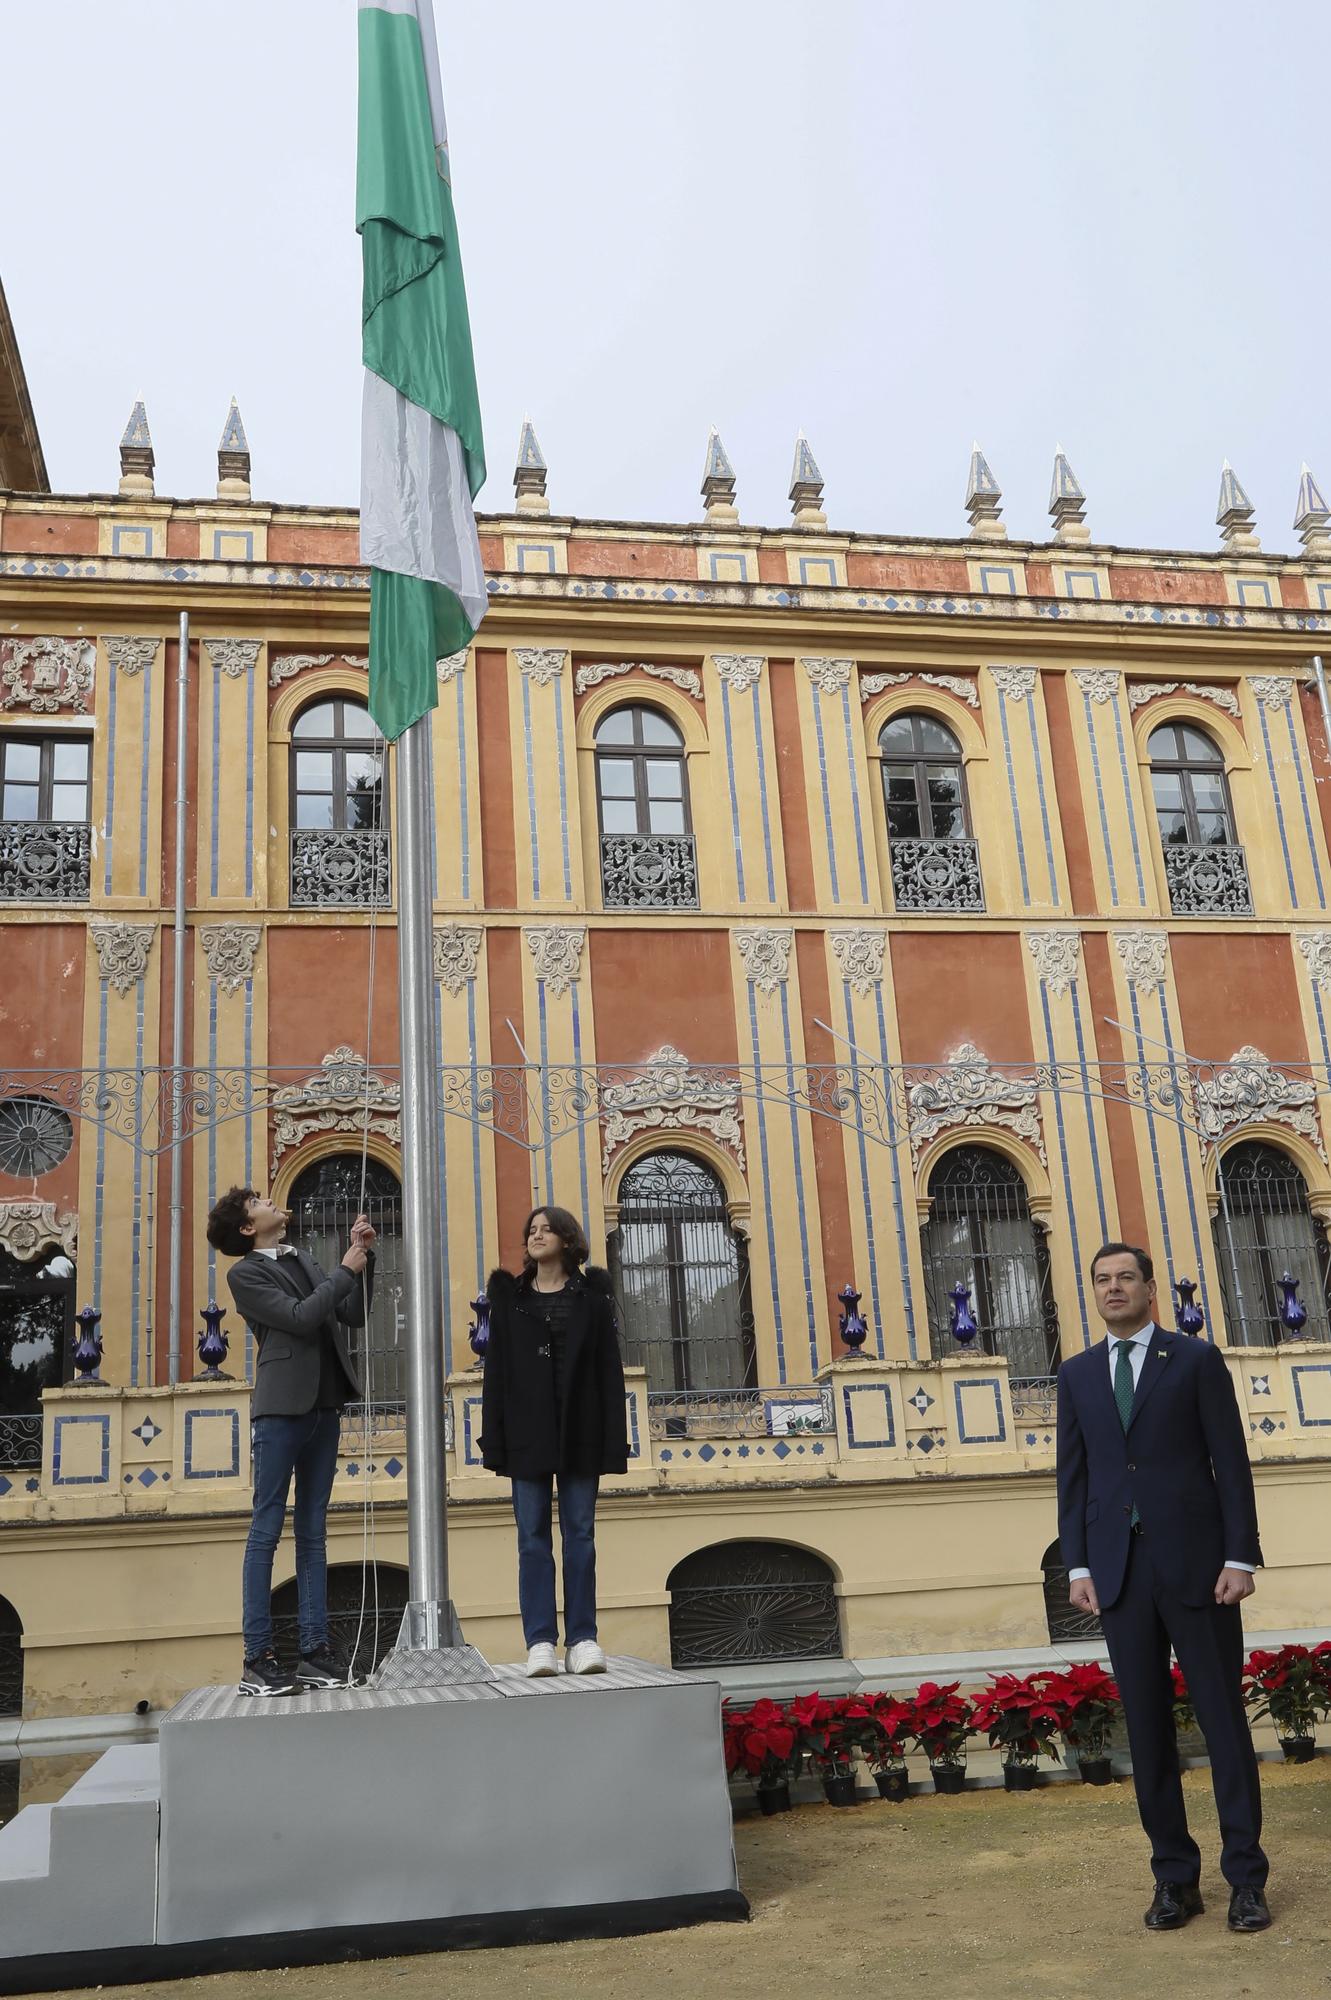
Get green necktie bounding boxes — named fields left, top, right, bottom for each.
left=1114, top=1340, right=1139, bottom=1526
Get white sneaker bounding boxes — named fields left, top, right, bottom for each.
left=565, top=1640, right=607, bottom=1675
left=525, top=1643, right=558, bottom=1678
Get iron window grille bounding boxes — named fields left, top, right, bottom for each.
left=920, top=1144, right=1060, bottom=1377
left=0, top=1245, right=75, bottom=1463
left=878, top=711, right=983, bottom=911
left=288, top=698, right=390, bottom=908
left=0, top=733, right=92, bottom=903
left=595, top=705, right=698, bottom=910
left=608, top=1150, right=755, bottom=1403
left=1213, top=1140, right=1331, bottom=1347
left=0, top=1595, right=21, bottom=1718
left=287, top=1155, right=405, bottom=1402
left=667, top=1540, right=842, bottom=1668
left=1147, top=721, right=1252, bottom=916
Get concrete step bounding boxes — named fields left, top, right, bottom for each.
left=2, top=1745, right=160, bottom=1959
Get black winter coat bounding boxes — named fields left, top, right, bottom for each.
left=479, top=1265, right=629, bottom=1479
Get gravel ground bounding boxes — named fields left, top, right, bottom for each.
left=23, top=1760, right=1331, bottom=2000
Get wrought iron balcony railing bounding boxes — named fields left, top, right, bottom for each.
left=600, top=831, right=700, bottom=910
left=1163, top=841, right=1253, bottom=916
left=646, top=1386, right=834, bottom=1439
left=0, top=821, right=91, bottom=903
left=0, top=1413, right=43, bottom=1469
left=290, top=828, right=391, bottom=908
left=1009, top=1375, right=1058, bottom=1427
left=889, top=836, right=984, bottom=913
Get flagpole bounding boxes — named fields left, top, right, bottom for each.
left=394, top=713, right=456, bottom=1647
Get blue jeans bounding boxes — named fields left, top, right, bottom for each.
left=510, top=1474, right=600, bottom=1647
left=242, top=1409, right=342, bottom=1659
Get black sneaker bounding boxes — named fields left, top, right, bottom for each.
left=296, top=1644, right=349, bottom=1690
left=239, top=1651, right=298, bottom=1698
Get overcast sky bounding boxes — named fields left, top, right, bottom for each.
left=4, top=0, right=1328, bottom=553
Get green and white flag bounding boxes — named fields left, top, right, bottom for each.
left=358, top=0, right=487, bottom=741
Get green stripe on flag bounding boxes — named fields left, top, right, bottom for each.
left=369, top=569, right=474, bottom=746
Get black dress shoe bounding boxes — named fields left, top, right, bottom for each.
left=1145, top=1881, right=1204, bottom=1930
left=1227, top=1886, right=1271, bottom=1933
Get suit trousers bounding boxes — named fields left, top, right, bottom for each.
left=1100, top=1528, right=1267, bottom=1889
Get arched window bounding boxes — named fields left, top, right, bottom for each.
left=288, top=697, right=390, bottom=907
left=921, top=1145, right=1058, bottom=1377
left=0, top=1243, right=74, bottom=1467
left=270, top=1562, right=406, bottom=1680
left=0, top=733, right=93, bottom=902
left=0, top=1097, right=73, bottom=1178
left=666, top=1540, right=841, bottom=1668
left=594, top=705, right=698, bottom=909
left=1213, top=1141, right=1331, bottom=1347
left=1147, top=721, right=1251, bottom=915
left=0, top=1594, right=22, bottom=1719
left=286, top=1155, right=402, bottom=1402
left=876, top=711, right=982, bottom=911
left=608, top=1152, right=754, bottom=1412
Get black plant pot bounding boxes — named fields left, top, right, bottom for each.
left=930, top=1764, right=965, bottom=1795
left=756, top=1781, right=793, bottom=1814
left=822, top=1772, right=859, bottom=1807
left=1077, top=1757, right=1113, bottom=1786
left=1003, top=1761, right=1039, bottom=1792
left=874, top=1767, right=910, bottom=1802
left=1279, top=1736, right=1316, bottom=1763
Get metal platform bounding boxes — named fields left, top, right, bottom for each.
left=0, top=1654, right=745, bottom=1992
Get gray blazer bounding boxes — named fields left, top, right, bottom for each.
left=226, top=1248, right=371, bottom=1419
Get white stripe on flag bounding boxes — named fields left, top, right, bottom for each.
left=360, top=370, right=486, bottom=628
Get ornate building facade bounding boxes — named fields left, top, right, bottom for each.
left=3, top=400, right=1331, bottom=1715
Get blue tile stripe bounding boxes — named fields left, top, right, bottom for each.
left=1284, top=702, right=1325, bottom=907
left=456, top=673, right=471, bottom=902
left=570, top=985, right=591, bottom=1234
left=131, top=985, right=145, bottom=1386
left=777, top=983, right=820, bottom=1377
left=244, top=976, right=254, bottom=1379
left=997, top=695, right=1031, bottom=905
left=809, top=687, right=841, bottom=905
left=840, top=982, right=884, bottom=1357
left=244, top=661, right=255, bottom=899
left=209, top=663, right=222, bottom=898
left=94, top=981, right=108, bottom=1312
left=537, top=981, right=554, bottom=1205
left=1080, top=691, right=1119, bottom=907
left=1024, top=692, right=1059, bottom=903
left=467, top=980, right=485, bottom=1293
left=1256, top=704, right=1298, bottom=906
left=434, top=981, right=453, bottom=1372
left=719, top=682, right=747, bottom=902
left=746, top=985, right=786, bottom=1381
left=872, top=981, right=918, bottom=1358
left=1127, top=985, right=1178, bottom=1300
left=139, top=656, right=153, bottom=899
left=521, top=672, right=540, bottom=899
left=751, top=682, right=778, bottom=904
left=103, top=654, right=118, bottom=895
left=1038, top=985, right=1090, bottom=1346
left=1156, top=991, right=1214, bottom=1337
left=208, top=979, right=218, bottom=1300
left=1069, top=983, right=1111, bottom=1246
left=1109, top=699, right=1148, bottom=905
left=839, top=684, right=871, bottom=903
left=553, top=679, right=573, bottom=901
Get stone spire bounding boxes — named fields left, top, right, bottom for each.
left=514, top=418, right=549, bottom=515
left=118, top=400, right=154, bottom=497
left=216, top=398, right=251, bottom=501
left=1048, top=446, right=1088, bottom=543
left=788, top=432, right=826, bottom=530
left=1217, top=461, right=1260, bottom=552
left=1294, top=463, right=1330, bottom=556
left=965, top=443, right=1005, bottom=539
left=700, top=428, right=738, bottom=523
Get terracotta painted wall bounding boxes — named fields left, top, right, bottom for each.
left=767, top=657, right=817, bottom=911
left=265, top=927, right=400, bottom=1071
left=0, top=511, right=97, bottom=555
left=889, top=932, right=1035, bottom=1065
left=1082, top=931, right=1150, bottom=1252
left=567, top=539, right=697, bottom=581
left=475, top=648, right=516, bottom=908
left=1107, top=565, right=1226, bottom=606
left=485, top=925, right=536, bottom=1271
left=1041, top=672, right=1098, bottom=912
left=794, top=932, right=855, bottom=1346
left=0, top=921, right=86, bottom=1214
left=1170, top=932, right=1307, bottom=1061
left=587, top=930, right=739, bottom=1066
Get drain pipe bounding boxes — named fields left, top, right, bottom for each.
left=167, top=612, right=190, bottom=1385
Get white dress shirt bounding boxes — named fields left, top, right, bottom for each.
left=254, top=1244, right=298, bottom=1260
left=1067, top=1323, right=1253, bottom=1580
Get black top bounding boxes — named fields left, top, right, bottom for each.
left=479, top=1265, right=629, bottom=1480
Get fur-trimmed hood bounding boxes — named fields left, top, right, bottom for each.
left=486, top=1263, right=614, bottom=1305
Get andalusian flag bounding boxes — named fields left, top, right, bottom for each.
left=357, top=0, right=487, bottom=741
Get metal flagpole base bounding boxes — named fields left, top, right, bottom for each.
left=369, top=1600, right=492, bottom=1689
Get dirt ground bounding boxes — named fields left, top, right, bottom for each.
left=26, top=1761, right=1331, bottom=2000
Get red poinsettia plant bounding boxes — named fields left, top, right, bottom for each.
left=722, top=1697, right=801, bottom=1791
left=787, top=1691, right=857, bottom=1776
left=859, top=1692, right=915, bottom=1772
left=970, top=1672, right=1063, bottom=1763
left=1170, top=1662, right=1196, bottom=1734
left=904, top=1681, right=973, bottom=1768
left=1041, top=1663, right=1122, bottom=1760
left=1243, top=1644, right=1331, bottom=1740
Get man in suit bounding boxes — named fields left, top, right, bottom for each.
left=1056, top=1242, right=1269, bottom=1934
left=205, top=1186, right=376, bottom=1697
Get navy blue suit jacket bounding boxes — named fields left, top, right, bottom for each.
left=1055, top=1326, right=1261, bottom=1610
